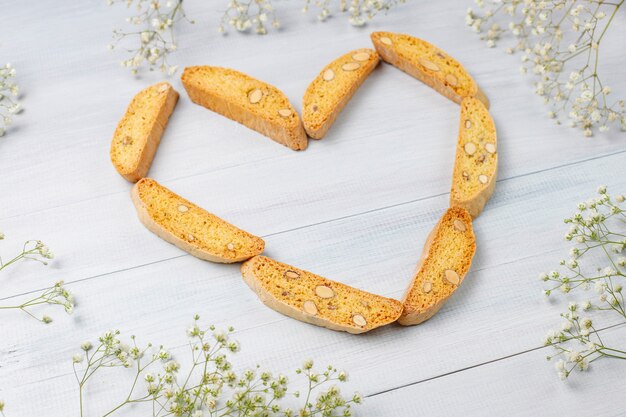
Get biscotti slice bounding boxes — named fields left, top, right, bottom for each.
left=450, top=97, right=498, bottom=218
left=398, top=207, right=476, bottom=326
left=241, top=256, right=403, bottom=334
left=370, top=32, right=489, bottom=108
left=110, top=82, right=179, bottom=183
left=181, top=66, right=307, bottom=151
left=302, top=49, right=380, bottom=139
left=131, top=178, right=265, bottom=263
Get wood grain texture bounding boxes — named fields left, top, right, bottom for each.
left=1, top=0, right=626, bottom=416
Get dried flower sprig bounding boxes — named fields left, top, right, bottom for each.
left=0, top=63, right=23, bottom=137
left=0, top=233, right=74, bottom=324
left=74, top=315, right=361, bottom=416
left=219, top=0, right=280, bottom=34
left=107, top=0, right=193, bottom=75
left=219, top=0, right=408, bottom=34
left=541, top=186, right=626, bottom=379
left=0, top=238, right=55, bottom=271
left=0, top=281, right=74, bottom=324
left=109, top=1, right=406, bottom=75
left=301, top=0, right=410, bottom=27
left=466, top=0, right=625, bottom=136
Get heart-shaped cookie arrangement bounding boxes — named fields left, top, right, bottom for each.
left=110, top=31, right=497, bottom=334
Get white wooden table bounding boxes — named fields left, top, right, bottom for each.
left=2, top=1, right=626, bottom=416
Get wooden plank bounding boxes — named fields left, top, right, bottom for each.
left=1, top=146, right=624, bottom=299
left=2, top=1, right=626, bottom=416
left=363, top=325, right=626, bottom=417
left=2, top=152, right=625, bottom=410
left=2, top=258, right=624, bottom=415
left=2, top=1, right=625, bottom=223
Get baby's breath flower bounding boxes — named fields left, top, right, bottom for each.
left=108, top=0, right=192, bottom=76
left=561, top=320, right=573, bottom=332
left=1, top=237, right=74, bottom=323
left=603, top=266, right=616, bottom=277
left=468, top=0, right=625, bottom=135
left=543, top=186, right=626, bottom=379
left=220, top=0, right=407, bottom=34
left=187, top=324, right=200, bottom=337
left=221, top=0, right=274, bottom=34
left=0, top=63, right=23, bottom=137
left=74, top=317, right=360, bottom=416
left=158, top=348, right=170, bottom=360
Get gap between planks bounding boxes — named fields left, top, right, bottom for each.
left=2, top=144, right=625, bottom=225
left=2, top=148, right=625, bottom=301
left=365, top=321, right=626, bottom=399
left=2, top=152, right=623, bottom=399
left=10, top=315, right=625, bottom=397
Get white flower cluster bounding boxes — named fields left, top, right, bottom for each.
left=108, top=1, right=407, bottom=75
left=108, top=0, right=193, bottom=75
left=73, top=315, right=360, bottom=416
left=219, top=0, right=407, bottom=34
left=304, top=0, right=408, bottom=26
left=0, top=239, right=55, bottom=271
left=466, top=0, right=625, bottom=136
left=38, top=281, right=75, bottom=322
left=220, top=0, right=280, bottom=34
left=0, top=63, right=23, bottom=137
left=0, top=235, right=74, bottom=324
left=541, top=186, right=626, bottom=379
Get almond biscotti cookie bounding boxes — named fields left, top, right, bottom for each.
left=370, top=32, right=489, bottom=108
left=302, top=48, right=380, bottom=139
left=131, top=178, right=265, bottom=263
left=110, top=82, right=179, bottom=183
left=450, top=97, right=498, bottom=218
left=181, top=66, right=308, bottom=151
left=398, top=207, right=476, bottom=326
left=241, top=256, right=403, bottom=334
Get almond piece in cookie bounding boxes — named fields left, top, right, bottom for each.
left=370, top=31, right=489, bottom=108
left=241, top=256, right=403, bottom=334
left=450, top=97, right=498, bottom=218
left=181, top=66, right=308, bottom=151
left=302, top=49, right=380, bottom=139
left=399, top=207, right=476, bottom=325
left=131, top=178, right=265, bottom=263
left=110, top=82, right=179, bottom=182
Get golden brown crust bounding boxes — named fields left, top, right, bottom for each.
left=110, top=82, right=179, bottom=183
left=450, top=97, right=498, bottom=218
left=131, top=178, right=265, bottom=263
left=398, top=207, right=476, bottom=325
left=302, top=49, right=380, bottom=139
left=181, top=66, right=308, bottom=151
left=241, top=256, right=403, bottom=334
left=370, top=31, right=489, bottom=108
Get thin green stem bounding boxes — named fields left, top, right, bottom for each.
left=597, top=0, right=623, bottom=44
